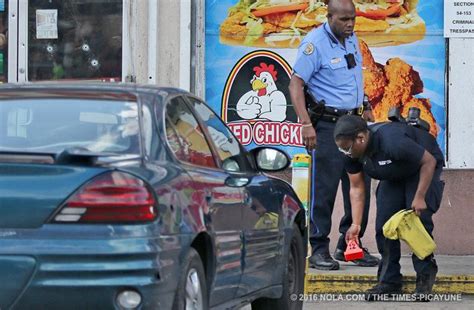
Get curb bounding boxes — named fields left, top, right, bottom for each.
left=304, top=273, right=474, bottom=294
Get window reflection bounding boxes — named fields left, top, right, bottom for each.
left=187, top=97, right=252, bottom=172
left=28, top=0, right=122, bottom=81
left=0, top=2, right=8, bottom=83
left=188, top=98, right=242, bottom=162
left=165, top=97, right=217, bottom=168
left=0, top=99, right=140, bottom=155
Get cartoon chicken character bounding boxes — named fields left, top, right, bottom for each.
left=236, top=62, right=287, bottom=122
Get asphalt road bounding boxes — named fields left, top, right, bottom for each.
left=239, top=294, right=474, bottom=309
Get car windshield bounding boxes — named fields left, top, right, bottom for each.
left=0, top=98, right=141, bottom=155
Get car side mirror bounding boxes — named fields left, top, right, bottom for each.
left=251, top=147, right=290, bottom=172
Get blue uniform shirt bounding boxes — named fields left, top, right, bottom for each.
left=293, top=23, right=363, bottom=110
left=345, top=122, right=445, bottom=181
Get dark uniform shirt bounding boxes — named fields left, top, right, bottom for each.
left=345, top=122, right=444, bottom=181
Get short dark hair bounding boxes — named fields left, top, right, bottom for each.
left=334, top=115, right=368, bottom=140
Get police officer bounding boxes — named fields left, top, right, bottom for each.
left=289, top=0, right=378, bottom=270
left=335, top=115, right=444, bottom=300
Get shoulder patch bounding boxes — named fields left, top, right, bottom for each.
left=303, top=43, right=314, bottom=55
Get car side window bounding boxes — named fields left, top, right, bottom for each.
left=141, top=104, right=154, bottom=157
left=165, top=97, right=217, bottom=168
left=186, top=97, right=250, bottom=172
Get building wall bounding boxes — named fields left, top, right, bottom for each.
left=125, top=0, right=183, bottom=86
left=156, top=0, right=181, bottom=87
left=447, top=39, right=474, bottom=168
left=123, top=0, right=149, bottom=83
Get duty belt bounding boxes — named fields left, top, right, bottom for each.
left=320, top=106, right=364, bottom=123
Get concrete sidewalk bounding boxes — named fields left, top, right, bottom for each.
left=305, top=255, right=474, bottom=294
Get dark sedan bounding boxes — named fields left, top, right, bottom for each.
left=0, top=84, right=307, bottom=310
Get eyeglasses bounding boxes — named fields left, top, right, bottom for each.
left=338, top=141, right=354, bottom=156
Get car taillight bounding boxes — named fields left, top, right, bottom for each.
left=53, top=171, right=156, bottom=223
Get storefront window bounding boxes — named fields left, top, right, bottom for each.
left=28, top=0, right=122, bottom=81
left=0, top=1, right=8, bottom=83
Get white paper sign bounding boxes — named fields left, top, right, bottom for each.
left=36, top=9, right=58, bottom=39
left=445, top=1, right=474, bottom=37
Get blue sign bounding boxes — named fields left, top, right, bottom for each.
left=206, top=0, right=446, bottom=157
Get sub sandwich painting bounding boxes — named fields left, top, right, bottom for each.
left=219, top=0, right=426, bottom=47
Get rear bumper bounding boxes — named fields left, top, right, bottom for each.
left=15, top=284, right=174, bottom=310
left=0, top=224, right=192, bottom=310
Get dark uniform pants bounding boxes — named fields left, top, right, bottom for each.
left=310, top=120, right=371, bottom=255
left=375, top=167, right=444, bottom=285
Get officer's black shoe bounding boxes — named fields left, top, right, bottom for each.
left=365, top=283, right=402, bottom=301
left=354, top=248, right=380, bottom=267
left=308, top=253, right=340, bottom=270
left=333, top=247, right=380, bottom=267
left=333, top=248, right=345, bottom=261
left=413, top=259, right=438, bottom=302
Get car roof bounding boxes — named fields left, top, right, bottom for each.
left=0, top=83, right=193, bottom=101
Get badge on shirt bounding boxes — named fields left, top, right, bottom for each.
left=303, top=43, right=314, bottom=55
left=378, top=159, right=393, bottom=166
left=330, top=57, right=342, bottom=64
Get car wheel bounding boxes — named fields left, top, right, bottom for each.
left=252, top=223, right=305, bottom=310
left=172, top=248, right=208, bottom=310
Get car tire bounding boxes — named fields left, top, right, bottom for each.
left=252, top=223, right=305, bottom=310
left=172, top=247, right=208, bottom=310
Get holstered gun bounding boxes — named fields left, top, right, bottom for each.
left=304, top=86, right=325, bottom=126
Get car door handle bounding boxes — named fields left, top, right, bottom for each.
left=205, top=192, right=213, bottom=204
left=243, top=192, right=251, bottom=205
